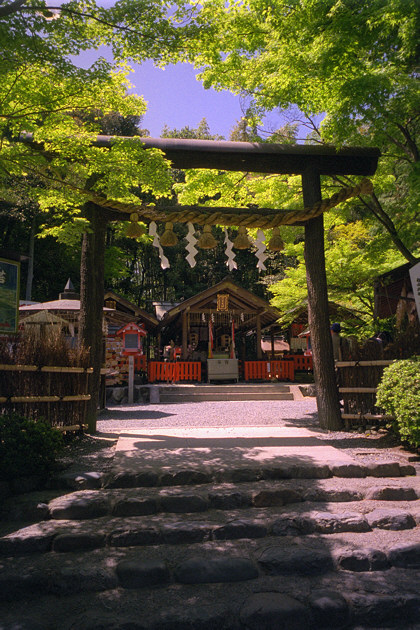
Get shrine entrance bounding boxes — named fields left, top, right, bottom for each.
left=150, top=277, right=286, bottom=384
left=66, top=137, right=380, bottom=432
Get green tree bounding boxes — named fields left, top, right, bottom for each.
left=0, top=0, right=202, bottom=433
left=161, top=117, right=224, bottom=140
left=191, top=0, right=420, bottom=264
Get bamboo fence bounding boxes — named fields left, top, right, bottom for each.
left=336, top=321, right=420, bottom=427
left=336, top=359, right=395, bottom=427
left=0, top=364, right=94, bottom=431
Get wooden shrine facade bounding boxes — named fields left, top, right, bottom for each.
left=149, top=278, right=287, bottom=383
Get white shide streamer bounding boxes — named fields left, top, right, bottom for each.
left=255, top=229, right=267, bottom=272
left=224, top=228, right=237, bottom=271
left=149, top=221, right=170, bottom=269
left=185, top=222, right=198, bottom=268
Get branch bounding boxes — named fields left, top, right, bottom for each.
left=3, top=3, right=187, bottom=48
left=362, top=192, right=418, bottom=265
left=395, top=122, right=419, bottom=162
left=0, top=0, right=27, bottom=18
left=332, top=175, right=418, bottom=265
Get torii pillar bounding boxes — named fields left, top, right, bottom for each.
left=302, top=169, right=342, bottom=430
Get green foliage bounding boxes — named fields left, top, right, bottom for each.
left=189, top=0, right=420, bottom=264
left=161, top=117, right=224, bottom=140
left=0, top=413, right=64, bottom=481
left=376, top=357, right=420, bottom=448
left=0, top=0, right=200, bottom=246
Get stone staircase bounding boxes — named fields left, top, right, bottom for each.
left=1, top=455, right=419, bottom=629
left=157, top=383, right=296, bottom=403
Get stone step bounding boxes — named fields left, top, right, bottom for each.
left=0, top=537, right=419, bottom=629
left=48, top=460, right=416, bottom=492
left=1, top=497, right=419, bottom=556
left=160, top=384, right=292, bottom=393
left=2, top=477, right=419, bottom=525
left=159, top=391, right=295, bottom=402
left=158, top=383, right=293, bottom=402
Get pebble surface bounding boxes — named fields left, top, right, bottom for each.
left=97, top=399, right=320, bottom=432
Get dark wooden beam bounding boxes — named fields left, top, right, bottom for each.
left=92, top=137, right=380, bottom=176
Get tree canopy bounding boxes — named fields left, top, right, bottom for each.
left=189, top=0, right=419, bottom=263
left=0, top=0, right=203, bottom=222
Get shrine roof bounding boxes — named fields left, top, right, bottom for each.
left=158, top=278, right=281, bottom=331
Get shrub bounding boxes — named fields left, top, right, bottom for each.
left=376, top=357, right=420, bottom=448
left=0, top=413, right=64, bottom=482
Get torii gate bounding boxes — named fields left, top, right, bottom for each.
left=47, top=137, right=378, bottom=433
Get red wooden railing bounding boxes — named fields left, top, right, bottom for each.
left=283, top=354, right=313, bottom=371
left=244, top=360, right=295, bottom=381
left=148, top=361, right=201, bottom=383
left=134, top=355, right=147, bottom=371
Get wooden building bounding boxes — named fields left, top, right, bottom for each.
left=19, top=282, right=159, bottom=386
left=149, top=278, right=294, bottom=383
left=374, top=263, right=417, bottom=327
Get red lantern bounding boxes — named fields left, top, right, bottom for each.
left=117, top=322, right=147, bottom=356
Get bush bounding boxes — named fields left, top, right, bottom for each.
left=376, top=357, right=420, bottom=448
left=0, top=413, right=64, bottom=482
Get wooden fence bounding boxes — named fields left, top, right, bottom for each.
left=0, top=364, right=93, bottom=431
left=284, top=354, right=313, bottom=371
left=148, top=361, right=201, bottom=383
left=244, top=360, right=295, bottom=382
left=336, top=359, right=395, bottom=428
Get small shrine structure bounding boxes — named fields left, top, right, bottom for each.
left=150, top=278, right=294, bottom=383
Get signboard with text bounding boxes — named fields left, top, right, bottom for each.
left=409, top=261, right=420, bottom=318
left=0, top=258, right=20, bottom=334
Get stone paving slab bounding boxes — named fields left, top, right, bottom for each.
left=112, top=426, right=379, bottom=475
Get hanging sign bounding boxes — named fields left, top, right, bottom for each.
left=0, top=258, right=20, bottom=334
left=409, top=261, right=420, bottom=317
left=217, top=293, right=229, bottom=311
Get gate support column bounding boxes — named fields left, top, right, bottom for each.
left=79, top=202, right=107, bottom=434
left=256, top=313, right=262, bottom=359
left=302, top=169, right=342, bottom=430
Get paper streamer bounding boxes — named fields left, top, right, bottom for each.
left=149, top=221, right=170, bottom=269
left=185, top=222, right=198, bottom=268
left=224, top=228, right=237, bottom=271
left=255, top=229, right=267, bottom=272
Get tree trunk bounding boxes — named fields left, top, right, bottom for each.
left=25, top=216, right=35, bottom=301
left=302, top=169, right=342, bottom=430
left=79, top=202, right=107, bottom=434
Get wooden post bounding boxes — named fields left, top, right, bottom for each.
left=128, top=355, right=134, bottom=404
left=182, top=310, right=188, bottom=360
left=302, top=169, right=342, bottom=430
left=256, top=313, right=262, bottom=359
left=79, top=202, right=107, bottom=434
left=270, top=328, right=275, bottom=360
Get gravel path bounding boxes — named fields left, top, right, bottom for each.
left=97, top=399, right=320, bottom=432
left=58, top=399, right=418, bottom=475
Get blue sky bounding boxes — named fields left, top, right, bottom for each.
left=127, top=60, right=245, bottom=139
left=70, top=1, right=301, bottom=140
left=78, top=51, right=288, bottom=139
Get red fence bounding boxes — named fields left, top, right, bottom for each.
left=134, top=355, right=147, bottom=371
left=244, top=360, right=295, bottom=381
left=284, top=354, right=313, bottom=371
left=148, top=361, right=201, bottom=383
